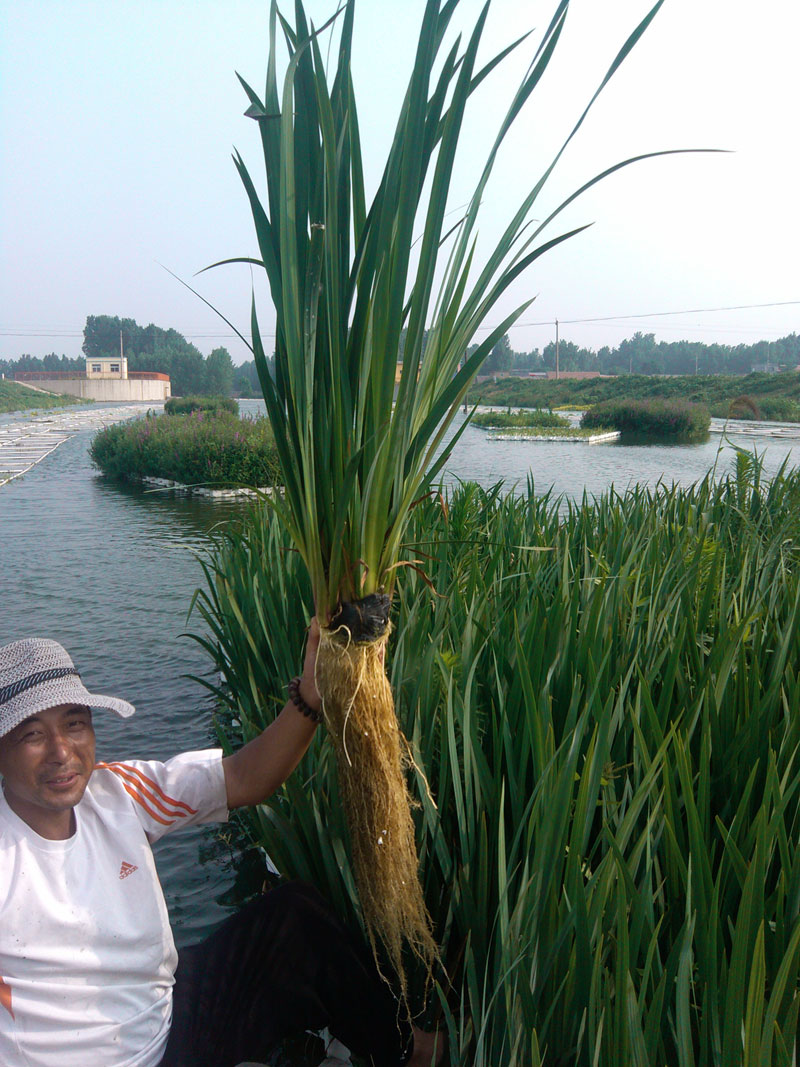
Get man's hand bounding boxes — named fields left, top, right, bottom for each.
left=297, top=617, right=322, bottom=714
left=222, top=618, right=322, bottom=809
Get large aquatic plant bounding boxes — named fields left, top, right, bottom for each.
left=213, top=0, right=684, bottom=994
left=192, top=458, right=800, bottom=1063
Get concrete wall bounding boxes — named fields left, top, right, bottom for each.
left=31, top=379, right=171, bottom=402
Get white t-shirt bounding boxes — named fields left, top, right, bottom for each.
left=0, top=749, right=228, bottom=1067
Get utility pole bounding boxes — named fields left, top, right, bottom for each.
left=555, top=319, right=560, bottom=380
left=120, top=330, right=124, bottom=360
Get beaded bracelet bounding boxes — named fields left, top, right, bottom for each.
left=287, top=676, right=324, bottom=724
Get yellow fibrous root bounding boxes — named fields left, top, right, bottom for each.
left=316, top=624, right=437, bottom=999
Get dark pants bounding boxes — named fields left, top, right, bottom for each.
left=159, top=881, right=413, bottom=1067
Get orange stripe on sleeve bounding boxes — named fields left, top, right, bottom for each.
left=119, top=781, right=175, bottom=826
left=97, top=762, right=198, bottom=815
left=100, top=765, right=189, bottom=821
left=0, top=975, right=14, bottom=1020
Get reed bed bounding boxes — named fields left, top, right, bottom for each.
left=90, top=411, right=279, bottom=487
left=189, top=453, right=800, bottom=1065
left=581, top=397, right=711, bottom=439
left=164, top=396, right=239, bottom=416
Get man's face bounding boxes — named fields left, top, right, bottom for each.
left=0, top=704, right=96, bottom=839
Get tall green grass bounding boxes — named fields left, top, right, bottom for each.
left=189, top=454, right=800, bottom=1065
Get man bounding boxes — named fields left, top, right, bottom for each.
left=0, top=633, right=442, bottom=1067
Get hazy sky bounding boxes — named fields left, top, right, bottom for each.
left=2, top=0, right=798, bottom=365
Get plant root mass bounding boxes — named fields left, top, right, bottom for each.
left=316, top=601, right=437, bottom=999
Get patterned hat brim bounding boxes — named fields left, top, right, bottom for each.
left=0, top=670, right=134, bottom=738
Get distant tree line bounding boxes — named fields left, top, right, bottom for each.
left=4, top=319, right=799, bottom=396
left=475, top=330, right=800, bottom=376
left=81, top=316, right=240, bottom=397
left=0, top=316, right=267, bottom=399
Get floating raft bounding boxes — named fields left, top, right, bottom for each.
left=487, top=430, right=621, bottom=444
left=0, top=405, right=158, bottom=486
left=141, top=476, right=274, bottom=499
left=708, top=421, right=800, bottom=439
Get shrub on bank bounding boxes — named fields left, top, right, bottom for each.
left=189, top=456, right=800, bottom=1065
left=581, top=396, right=710, bottom=438
left=472, top=407, right=568, bottom=429
left=89, top=412, right=278, bottom=488
left=164, top=395, right=239, bottom=416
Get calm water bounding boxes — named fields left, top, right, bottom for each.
left=243, top=399, right=800, bottom=498
left=3, top=401, right=800, bottom=943
left=0, top=417, right=246, bottom=945
left=442, top=411, right=800, bottom=499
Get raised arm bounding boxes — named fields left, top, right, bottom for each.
left=222, top=619, right=322, bottom=809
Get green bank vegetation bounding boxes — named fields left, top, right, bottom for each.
left=190, top=456, right=800, bottom=1065
left=89, top=411, right=279, bottom=488
left=581, top=397, right=711, bottom=439
left=0, top=380, right=85, bottom=414
left=721, top=393, right=800, bottom=422
left=469, top=371, right=800, bottom=421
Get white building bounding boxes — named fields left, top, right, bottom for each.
left=86, top=356, right=128, bottom=379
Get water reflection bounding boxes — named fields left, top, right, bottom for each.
left=92, top=472, right=244, bottom=537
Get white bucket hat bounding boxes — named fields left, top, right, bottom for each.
left=0, top=638, right=135, bottom=739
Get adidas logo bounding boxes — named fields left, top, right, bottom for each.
left=118, top=861, right=138, bottom=880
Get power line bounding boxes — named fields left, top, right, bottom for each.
left=566, top=321, right=793, bottom=336
left=476, top=299, right=800, bottom=332
left=1, top=299, right=798, bottom=343
left=0, top=331, right=85, bottom=338
left=565, top=298, right=800, bottom=324
left=0, top=330, right=251, bottom=339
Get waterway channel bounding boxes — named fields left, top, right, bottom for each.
left=3, top=400, right=800, bottom=946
